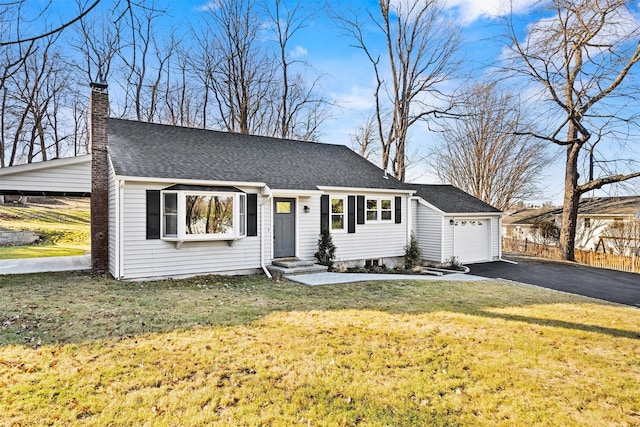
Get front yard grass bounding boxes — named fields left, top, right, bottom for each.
left=0, top=273, right=638, bottom=426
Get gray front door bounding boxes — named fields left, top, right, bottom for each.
left=274, top=198, right=296, bottom=258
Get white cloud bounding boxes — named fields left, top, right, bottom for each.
left=196, top=1, right=217, bottom=12
left=442, top=0, right=537, bottom=25
left=331, top=85, right=376, bottom=112
left=288, top=45, right=308, bottom=59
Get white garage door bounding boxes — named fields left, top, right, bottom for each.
left=453, top=218, right=490, bottom=263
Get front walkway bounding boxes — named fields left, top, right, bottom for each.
left=0, top=255, right=91, bottom=275
left=286, top=271, right=488, bottom=286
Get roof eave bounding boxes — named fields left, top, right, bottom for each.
left=115, top=175, right=268, bottom=189
left=0, top=154, right=91, bottom=176
left=317, top=185, right=415, bottom=194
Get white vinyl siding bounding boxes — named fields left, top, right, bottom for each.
left=491, top=218, right=501, bottom=260
left=108, top=162, right=117, bottom=276
left=0, top=155, right=91, bottom=194
left=329, top=192, right=409, bottom=262
left=412, top=200, right=443, bottom=262
left=297, top=196, right=320, bottom=260
left=443, top=216, right=455, bottom=262
left=120, top=182, right=262, bottom=280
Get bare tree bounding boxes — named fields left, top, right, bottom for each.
left=350, top=114, right=380, bottom=160
left=430, top=81, right=549, bottom=211
left=265, top=0, right=329, bottom=140
left=191, top=0, right=329, bottom=139
left=335, top=0, right=460, bottom=181
left=71, top=1, right=122, bottom=85
left=503, top=0, right=640, bottom=260
left=531, top=219, right=560, bottom=246
left=193, top=0, right=276, bottom=135
left=2, top=34, right=73, bottom=166
left=161, top=47, right=206, bottom=128
left=0, top=0, right=100, bottom=48
left=117, top=0, right=169, bottom=122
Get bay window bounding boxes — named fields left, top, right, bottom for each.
left=161, top=188, right=246, bottom=241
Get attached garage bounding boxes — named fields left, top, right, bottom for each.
left=410, top=184, right=502, bottom=264
left=452, top=217, right=491, bottom=263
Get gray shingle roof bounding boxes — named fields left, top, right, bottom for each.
left=409, top=184, right=501, bottom=214
left=108, top=119, right=410, bottom=191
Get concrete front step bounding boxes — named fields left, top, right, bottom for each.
left=267, top=263, right=328, bottom=276
left=272, top=258, right=315, bottom=269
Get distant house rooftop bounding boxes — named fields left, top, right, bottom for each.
left=504, top=196, right=640, bottom=225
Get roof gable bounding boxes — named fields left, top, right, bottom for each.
left=409, top=184, right=501, bottom=214
left=107, top=119, right=410, bottom=191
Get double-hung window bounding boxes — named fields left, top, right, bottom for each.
left=366, top=197, right=393, bottom=223
left=160, top=186, right=247, bottom=241
left=331, top=197, right=346, bottom=231
left=163, top=193, right=178, bottom=236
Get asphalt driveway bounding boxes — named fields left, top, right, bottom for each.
left=469, top=256, right=640, bottom=308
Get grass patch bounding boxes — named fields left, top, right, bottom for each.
left=0, top=200, right=89, bottom=258
left=0, top=245, right=86, bottom=259
left=0, top=273, right=639, bottom=425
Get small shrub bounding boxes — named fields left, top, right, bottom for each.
left=446, top=256, right=464, bottom=271
left=404, top=233, right=422, bottom=269
left=314, top=230, right=336, bottom=268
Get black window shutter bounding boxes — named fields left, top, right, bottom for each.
left=357, top=195, right=365, bottom=224
left=146, top=190, right=161, bottom=239
left=395, top=196, right=402, bottom=224
left=247, top=193, right=258, bottom=236
left=320, top=195, right=329, bottom=233
left=348, top=195, right=356, bottom=233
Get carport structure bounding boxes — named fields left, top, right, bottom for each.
left=0, top=155, right=94, bottom=271
left=0, top=155, right=91, bottom=197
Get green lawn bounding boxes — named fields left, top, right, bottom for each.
left=0, top=200, right=90, bottom=259
left=0, top=273, right=638, bottom=426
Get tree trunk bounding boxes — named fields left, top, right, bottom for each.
left=559, top=143, right=581, bottom=261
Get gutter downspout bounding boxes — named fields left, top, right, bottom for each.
left=260, top=187, right=272, bottom=279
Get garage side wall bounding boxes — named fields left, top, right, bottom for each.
left=412, top=200, right=444, bottom=263
left=108, top=162, right=117, bottom=277
left=491, top=217, right=501, bottom=260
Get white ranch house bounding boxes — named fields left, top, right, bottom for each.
left=0, top=84, right=503, bottom=280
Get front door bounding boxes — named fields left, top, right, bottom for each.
left=274, top=198, right=296, bottom=258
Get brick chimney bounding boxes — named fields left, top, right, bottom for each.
left=90, top=83, right=109, bottom=274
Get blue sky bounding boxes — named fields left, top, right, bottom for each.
left=14, top=0, right=640, bottom=204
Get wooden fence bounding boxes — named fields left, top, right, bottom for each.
left=502, top=237, right=640, bottom=274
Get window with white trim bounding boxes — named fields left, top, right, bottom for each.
left=366, top=197, right=393, bottom=223
left=331, top=197, right=346, bottom=231
left=161, top=190, right=246, bottom=240
left=163, top=192, right=178, bottom=236
left=366, top=199, right=377, bottom=221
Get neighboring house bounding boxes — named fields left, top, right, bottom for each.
left=0, top=84, right=503, bottom=279
left=502, top=206, right=559, bottom=243
left=410, top=184, right=503, bottom=264
left=503, top=197, right=640, bottom=253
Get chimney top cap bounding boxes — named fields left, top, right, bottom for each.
left=90, top=82, right=108, bottom=91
